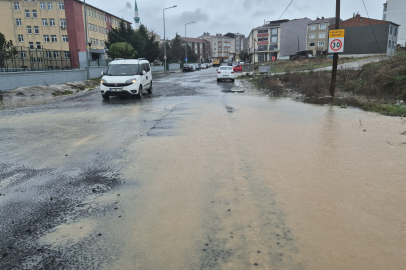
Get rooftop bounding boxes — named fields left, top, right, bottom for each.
left=330, top=14, right=400, bottom=28
left=75, top=0, right=132, bottom=24
left=308, top=17, right=335, bottom=24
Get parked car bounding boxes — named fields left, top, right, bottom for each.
left=200, top=63, right=207, bottom=69
left=233, top=64, right=243, bottom=72
left=217, top=66, right=235, bottom=82
left=227, top=62, right=233, bottom=66
left=100, top=59, right=152, bottom=99
left=183, top=64, right=194, bottom=72
left=191, top=63, right=200, bottom=71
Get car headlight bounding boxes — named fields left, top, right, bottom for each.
left=126, top=79, right=137, bottom=84
left=101, top=78, right=107, bottom=84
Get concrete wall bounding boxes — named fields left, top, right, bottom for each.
left=340, top=24, right=390, bottom=55
left=383, top=0, right=406, bottom=46
left=168, top=63, right=181, bottom=70
left=0, top=70, right=87, bottom=91
left=151, top=66, right=164, bottom=72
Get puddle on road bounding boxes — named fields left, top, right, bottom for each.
left=107, top=97, right=406, bottom=270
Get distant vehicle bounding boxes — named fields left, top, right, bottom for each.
left=183, top=64, right=194, bottom=72
left=205, top=63, right=210, bottom=68
left=212, top=59, right=220, bottom=67
left=200, top=63, right=207, bottom=69
left=227, top=63, right=233, bottom=66
left=233, top=64, right=243, bottom=72
left=100, top=59, right=152, bottom=99
left=217, top=66, right=235, bottom=82
left=191, top=63, right=200, bottom=71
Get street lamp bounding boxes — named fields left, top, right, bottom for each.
left=185, top=21, right=195, bottom=64
left=163, top=5, right=177, bottom=72
left=297, top=37, right=300, bottom=53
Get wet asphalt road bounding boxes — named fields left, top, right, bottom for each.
left=1, top=68, right=406, bottom=270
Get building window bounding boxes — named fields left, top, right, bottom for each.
left=25, top=10, right=30, bottom=18
left=29, top=42, right=34, bottom=49
left=309, top=24, right=316, bottom=30
left=384, top=4, right=387, bottom=11
left=32, top=10, right=37, bottom=18
left=60, top=19, right=67, bottom=28
left=394, top=28, right=397, bottom=37
left=46, top=51, right=51, bottom=58
left=309, top=33, right=316, bottom=39
left=27, top=26, right=32, bottom=34
left=21, top=52, right=26, bottom=58
left=30, top=57, right=36, bottom=63
left=34, top=26, right=39, bottom=34
left=388, top=40, right=391, bottom=48
left=62, top=35, right=68, bottom=42
left=49, top=19, right=55, bottom=26
left=51, top=35, right=57, bottom=42
left=42, top=18, right=48, bottom=26
left=383, top=14, right=386, bottom=21
left=40, top=2, right=45, bottom=9
left=88, top=23, right=91, bottom=30
left=16, top=18, right=22, bottom=26
left=309, top=42, right=315, bottom=47
left=64, top=51, right=70, bottom=58
left=53, top=51, right=59, bottom=58
left=319, top=24, right=327, bottom=29
left=14, top=2, right=20, bottom=9
left=38, top=57, right=43, bottom=63
left=58, top=2, right=64, bottom=9
left=18, top=35, right=24, bottom=42
left=318, top=41, right=325, bottom=47
left=271, top=36, right=277, bottom=43
left=44, top=35, right=49, bottom=42
left=318, top=32, right=326, bottom=39
left=47, top=1, right=53, bottom=9
left=36, top=42, right=41, bottom=49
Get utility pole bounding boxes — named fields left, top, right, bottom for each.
left=185, top=21, right=195, bottom=64
left=163, top=6, right=177, bottom=73
left=330, top=0, right=341, bottom=97
left=84, top=0, right=89, bottom=80
left=298, top=37, right=300, bottom=53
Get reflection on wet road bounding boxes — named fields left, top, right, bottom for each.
left=0, top=68, right=405, bottom=269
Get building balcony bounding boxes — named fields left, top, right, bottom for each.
left=257, top=33, right=268, bottom=38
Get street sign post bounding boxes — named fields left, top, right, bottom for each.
left=185, top=58, right=188, bottom=62
left=328, top=29, right=345, bottom=53
left=272, top=56, right=276, bottom=61
left=164, top=56, right=167, bottom=60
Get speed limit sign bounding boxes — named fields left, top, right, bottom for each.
left=328, top=30, right=345, bottom=53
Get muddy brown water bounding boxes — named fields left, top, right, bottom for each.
left=1, top=70, right=405, bottom=269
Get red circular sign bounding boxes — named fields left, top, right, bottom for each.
left=330, top=39, right=343, bottom=51
left=272, top=56, right=276, bottom=61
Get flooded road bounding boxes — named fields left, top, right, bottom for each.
left=0, top=68, right=405, bottom=269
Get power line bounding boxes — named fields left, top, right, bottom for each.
left=361, top=0, right=390, bottom=71
left=278, top=0, right=294, bottom=20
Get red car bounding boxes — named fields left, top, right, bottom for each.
left=233, top=64, right=243, bottom=72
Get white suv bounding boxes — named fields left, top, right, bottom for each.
left=100, top=59, right=152, bottom=99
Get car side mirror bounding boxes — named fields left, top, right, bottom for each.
left=143, top=70, right=146, bottom=75
left=101, top=71, right=104, bottom=75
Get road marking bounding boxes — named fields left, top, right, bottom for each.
left=72, top=135, right=97, bottom=147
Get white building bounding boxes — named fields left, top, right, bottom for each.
left=383, top=0, right=406, bottom=46
left=200, top=34, right=235, bottom=61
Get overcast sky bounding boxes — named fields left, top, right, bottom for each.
left=84, top=0, right=386, bottom=38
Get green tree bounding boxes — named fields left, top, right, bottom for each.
left=107, top=42, right=137, bottom=59
left=105, top=22, right=160, bottom=62
left=239, top=51, right=249, bottom=62
left=0, top=32, right=17, bottom=66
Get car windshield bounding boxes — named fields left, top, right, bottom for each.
left=106, top=64, right=139, bottom=76
left=220, top=67, right=233, bottom=70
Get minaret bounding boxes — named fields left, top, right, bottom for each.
left=134, top=0, right=140, bottom=29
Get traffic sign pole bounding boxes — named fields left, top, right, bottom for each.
left=330, top=0, right=341, bottom=97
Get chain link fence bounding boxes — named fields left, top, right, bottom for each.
left=0, top=46, right=75, bottom=72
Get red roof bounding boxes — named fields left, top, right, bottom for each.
left=330, top=15, right=395, bottom=28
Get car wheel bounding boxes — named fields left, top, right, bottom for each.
left=232, top=79, right=235, bottom=82
left=102, top=94, right=109, bottom=100
left=137, top=86, right=142, bottom=98
left=147, top=81, right=152, bottom=94
left=217, top=79, right=220, bottom=82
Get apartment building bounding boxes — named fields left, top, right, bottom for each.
left=383, top=0, right=406, bottom=46
left=200, top=34, right=235, bottom=62
left=280, top=18, right=312, bottom=58
left=224, top=32, right=245, bottom=56
left=181, top=37, right=210, bottom=61
left=0, top=0, right=131, bottom=69
left=329, top=14, right=399, bottom=56
left=306, top=17, right=336, bottom=55
left=248, top=20, right=287, bottom=63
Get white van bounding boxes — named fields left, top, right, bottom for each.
left=100, top=59, right=152, bottom=99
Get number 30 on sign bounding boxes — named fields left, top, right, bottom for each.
left=328, top=29, right=345, bottom=53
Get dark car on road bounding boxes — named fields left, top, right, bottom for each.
left=183, top=64, right=194, bottom=72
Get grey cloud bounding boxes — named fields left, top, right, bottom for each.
left=178, top=9, right=209, bottom=23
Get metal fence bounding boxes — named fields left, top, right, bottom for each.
left=89, top=59, right=111, bottom=67
left=0, top=46, right=75, bottom=72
